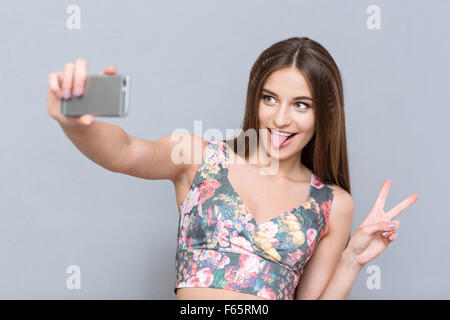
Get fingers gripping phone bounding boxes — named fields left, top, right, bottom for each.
left=61, top=74, right=131, bottom=117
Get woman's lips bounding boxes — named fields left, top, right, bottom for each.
left=268, top=128, right=298, bottom=149
left=268, top=128, right=297, bottom=135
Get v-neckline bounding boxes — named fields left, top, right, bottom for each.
left=221, top=142, right=315, bottom=228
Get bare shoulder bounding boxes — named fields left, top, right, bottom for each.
left=323, top=184, right=354, bottom=237
left=331, top=185, right=353, bottom=205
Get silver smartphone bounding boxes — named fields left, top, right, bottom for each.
left=61, top=74, right=131, bottom=117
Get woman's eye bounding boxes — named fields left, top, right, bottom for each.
left=295, top=102, right=309, bottom=110
left=262, top=95, right=275, bottom=103
left=262, top=95, right=310, bottom=110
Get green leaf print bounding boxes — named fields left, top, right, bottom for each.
left=213, top=269, right=225, bottom=286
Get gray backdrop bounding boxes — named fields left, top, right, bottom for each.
left=0, top=0, right=448, bottom=299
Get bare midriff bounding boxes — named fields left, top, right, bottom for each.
left=176, top=287, right=268, bottom=300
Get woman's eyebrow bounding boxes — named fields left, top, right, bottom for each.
left=262, top=88, right=313, bottom=101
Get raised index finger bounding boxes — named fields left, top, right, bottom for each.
left=386, top=193, right=419, bottom=220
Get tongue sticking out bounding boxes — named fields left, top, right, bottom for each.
left=270, top=131, right=289, bottom=149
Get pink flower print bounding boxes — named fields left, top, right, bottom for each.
left=187, top=276, right=200, bottom=287
left=196, top=268, right=214, bottom=286
left=239, top=214, right=252, bottom=224
left=257, top=286, right=276, bottom=300
left=306, top=228, right=317, bottom=246
left=306, top=236, right=319, bottom=256
left=239, top=254, right=262, bottom=273
left=219, top=239, right=230, bottom=247
left=228, top=236, right=254, bottom=254
left=244, top=213, right=253, bottom=223
left=224, top=219, right=233, bottom=228
left=217, top=255, right=230, bottom=269
left=257, top=221, right=279, bottom=239
left=209, top=250, right=222, bottom=261
left=180, top=187, right=200, bottom=216
left=198, top=178, right=221, bottom=203
left=245, top=223, right=255, bottom=233
left=311, top=174, right=324, bottom=189
left=193, top=249, right=201, bottom=260
left=217, top=221, right=230, bottom=247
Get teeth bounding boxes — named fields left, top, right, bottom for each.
left=270, top=129, right=293, bottom=137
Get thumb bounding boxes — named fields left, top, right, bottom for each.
left=78, top=114, right=94, bottom=126
left=363, top=221, right=397, bottom=236
left=100, top=66, right=116, bottom=75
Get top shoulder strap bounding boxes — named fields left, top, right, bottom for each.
left=203, top=140, right=229, bottom=166
left=192, top=140, right=228, bottom=185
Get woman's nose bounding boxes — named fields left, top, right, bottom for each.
left=273, top=104, right=291, bottom=127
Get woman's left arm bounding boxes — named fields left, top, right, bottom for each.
left=318, top=179, right=419, bottom=299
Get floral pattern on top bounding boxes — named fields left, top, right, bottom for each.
left=175, top=139, right=336, bottom=300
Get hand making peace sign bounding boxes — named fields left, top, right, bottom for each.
left=345, top=179, right=419, bottom=266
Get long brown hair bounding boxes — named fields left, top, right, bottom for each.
left=223, top=36, right=351, bottom=194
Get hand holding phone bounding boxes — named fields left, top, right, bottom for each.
left=61, top=73, right=130, bottom=117
left=46, top=59, right=129, bottom=127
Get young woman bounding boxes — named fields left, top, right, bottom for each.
left=46, top=37, right=418, bottom=300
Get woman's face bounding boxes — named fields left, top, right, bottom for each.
left=258, top=66, right=315, bottom=161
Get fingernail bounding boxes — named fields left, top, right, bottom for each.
left=56, top=92, right=62, bottom=99
left=389, top=223, right=396, bottom=228
left=73, top=87, right=82, bottom=97
left=382, top=231, right=390, bottom=236
left=63, top=89, right=71, bottom=99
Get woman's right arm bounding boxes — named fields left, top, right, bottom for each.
left=117, top=133, right=207, bottom=182
left=47, top=58, right=202, bottom=183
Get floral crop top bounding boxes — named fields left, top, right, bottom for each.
left=174, top=139, right=336, bottom=300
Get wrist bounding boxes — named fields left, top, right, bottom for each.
left=58, top=116, right=86, bottom=130
left=56, top=115, right=73, bottom=129
left=341, top=248, right=364, bottom=271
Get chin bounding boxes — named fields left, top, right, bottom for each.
left=264, top=139, right=302, bottom=160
